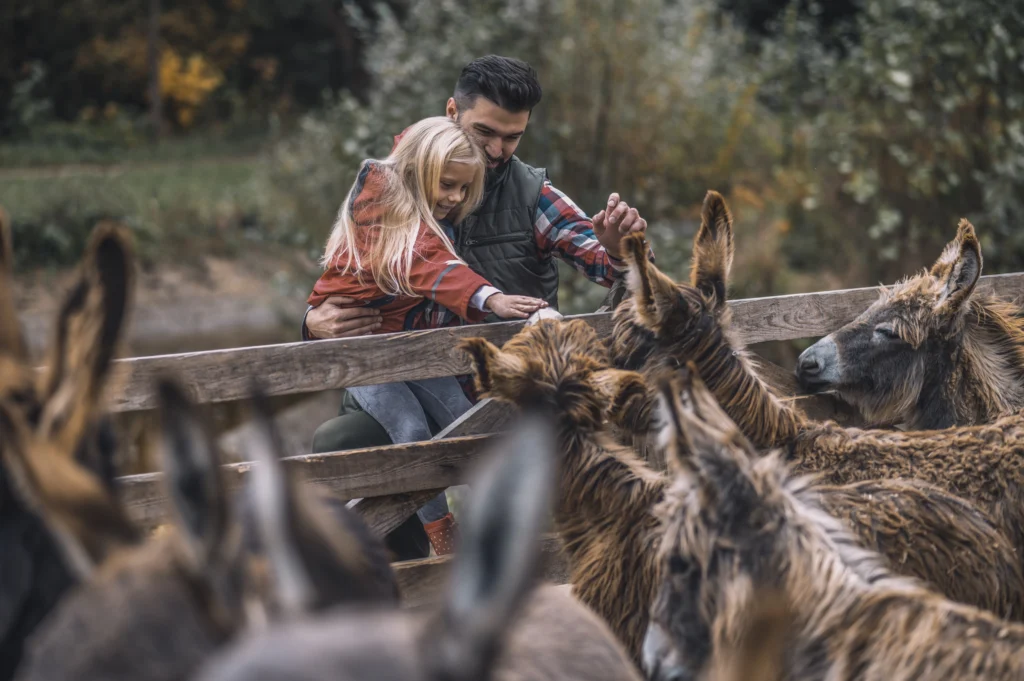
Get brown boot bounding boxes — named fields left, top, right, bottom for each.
left=423, top=512, right=459, bottom=556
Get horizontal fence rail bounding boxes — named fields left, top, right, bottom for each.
left=99, top=272, right=1024, bottom=413
left=119, top=434, right=496, bottom=530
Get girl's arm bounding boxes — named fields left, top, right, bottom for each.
left=409, top=231, right=545, bottom=321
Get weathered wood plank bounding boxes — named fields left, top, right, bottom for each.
left=394, top=535, right=567, bottom=609
left=433, top=398, right=515, bottom=438
left=99, top=272, right=1024, bottom=412
left=106, top=314, right=614, bottom=412
left=352, top=399, right=515, bottom=536
left=94, top=272, right=1024, bottom=411
left=117, top=434, right=496, bottom=530
left=730, top=272, right=1024, bottom=346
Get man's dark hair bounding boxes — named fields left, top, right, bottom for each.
left=453, top=55, right=542, bottom=114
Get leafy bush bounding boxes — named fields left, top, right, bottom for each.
left=761, top=0, right=1024, bottom=280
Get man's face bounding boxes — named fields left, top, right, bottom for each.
left=446, top=96, right=529, bottom=170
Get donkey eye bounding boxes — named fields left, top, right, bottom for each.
left=873, top=325, right=901, bottom=341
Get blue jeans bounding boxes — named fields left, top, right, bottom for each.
left=347, top=377, right=473, bottom=524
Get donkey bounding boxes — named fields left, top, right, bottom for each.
left=193, top=413, right=643, bottom=681
left=614, top=193, right=1024, bottom=569
left=0, top=220, right=135, bottom=681
left=643, top=366, right=1024, bottom=681
left=16, top=377, right=395, bottom=681
left=459, top=319, right=1024, bottom=654
left=796, top=220, right=1024, bottom=429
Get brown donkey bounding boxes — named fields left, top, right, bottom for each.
left=615, top=193, right=1024, bottom=575
left=796, top=220, right=1024, bottom=429
left=459, top=319, right=1024, bottom=658
left=462, top=320, right=665, bottom=662
left=644, top=367, right=1024, bottom=681
left=16, top=378, right=396, bottom=681
left=193, top=414, right=643, bottom=681
left=0, top=220, right=137, bottom=681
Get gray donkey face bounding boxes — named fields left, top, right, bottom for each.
left=194, top=415, right=558, bottom=681
left=643, top=366, right=788, bottom=681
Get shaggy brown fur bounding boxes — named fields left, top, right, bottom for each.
left=460, top=320, right=666, bottom=661
left=796, top=219, right=1024, bottom=429
left=193, top=417, right=643, bottom=681
left=644, top=368, right=1024, bottom=681
left=460, top=318, right=1024, bottom=658
left=698, top=588, right=792, bottom=681
left=17, top=378, right=396, bottom=681
left=613, top=194, right=1024, bottom=606
left=0, top=223, right=136, bottom=681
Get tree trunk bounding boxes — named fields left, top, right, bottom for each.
left=147, top=0, right=163, bottom=140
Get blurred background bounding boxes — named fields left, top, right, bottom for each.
left=3, top=0, right=1023, bottom=467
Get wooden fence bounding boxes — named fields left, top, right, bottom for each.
left=110, top=272, right=1024, bottom=606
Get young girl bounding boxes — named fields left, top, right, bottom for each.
left=307, top=116, right=547, bottom=555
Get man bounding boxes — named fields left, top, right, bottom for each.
left=303, top=55, right=652, bottom=558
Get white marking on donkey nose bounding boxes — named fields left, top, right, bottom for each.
left=527, top=308, right=563, bottom=325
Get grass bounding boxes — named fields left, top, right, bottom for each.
left=1, top=155, right=268, bottom=269
left=0, top=120, right=269, bottom=168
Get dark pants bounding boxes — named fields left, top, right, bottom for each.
left=311, top=390, right=441, bottom=561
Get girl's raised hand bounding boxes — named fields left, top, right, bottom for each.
left=485, top=293, right=549, bottom=319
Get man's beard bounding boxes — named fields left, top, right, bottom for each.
left=485, top=156, right=511, bottom=189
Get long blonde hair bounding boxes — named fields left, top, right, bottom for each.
left=320, top=116, right=486, bottom=296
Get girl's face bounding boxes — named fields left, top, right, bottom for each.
left=432, top=161, right=478, bottom=220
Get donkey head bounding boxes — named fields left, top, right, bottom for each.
left=459, top=318, right=648, bottom=433
left=193, top=415, right=558, bottom=681
left=643, top=364, right=792, bottom=681
left=0, top=219, right=134, bottom=678
left=795, top=220, right=994, bottom=427
left=241, top=384, right=400, bottom=616
left=610, top=191, right=736, bottom=375
left=17, top=377, right=268, bottom=681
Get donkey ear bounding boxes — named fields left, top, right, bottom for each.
left=932, top=219, right=982, bottom=317
left=156, top=376, right=232, bottom=573
left=431, top=414, right=556, bottom=680
left=458, top=338, right=528, bottom=400
left=244, top=386, right=378, bottom=618
left=38, top=223, right=134, bottom=452
left=0, top=206, right=28, bottom=360
left=621, top=232, right=684, bottom=333
left=0, top=400, right=139, bottom=579
left=690, top=190, right=734, bottom=314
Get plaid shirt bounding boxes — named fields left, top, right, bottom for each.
left=535, top=180, right=637, bottom=286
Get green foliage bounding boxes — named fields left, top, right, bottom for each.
left=762, top=0, right=1024, bottom=279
